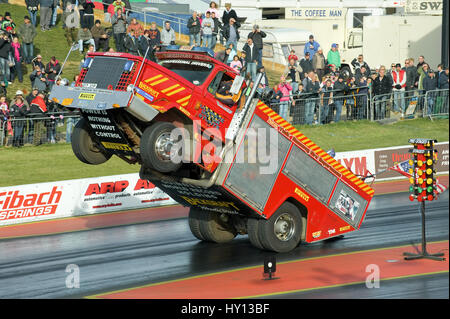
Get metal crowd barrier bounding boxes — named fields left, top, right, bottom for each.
left=0, top=114, right=80, bottom=147
left=98, top=1, right=189, bottom=41
left=268, top=89, right=370, bottom=125
left=424, top=89, right=449, bottom=119
left=370, top=89, right=436, bottom=121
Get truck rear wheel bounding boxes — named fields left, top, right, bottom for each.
left=188, top=208, right=206, bottom=241
left=188, top=208, right=237, bottom=243
left=140, top=121, right=183, bottom=173
left=251, top=202, right=303, bottom=253
left=71, top=118, right=112, bottom=165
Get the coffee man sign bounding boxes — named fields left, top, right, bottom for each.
left=286, top=7, right=346, bottom=19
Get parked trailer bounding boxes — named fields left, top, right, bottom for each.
left=50, top=49, right=374, bottom=252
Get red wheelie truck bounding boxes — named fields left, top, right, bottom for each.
left=50, top=48, right=374, bottom=252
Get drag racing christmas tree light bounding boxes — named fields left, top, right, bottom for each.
left=404, top=138, right=445, bottom=261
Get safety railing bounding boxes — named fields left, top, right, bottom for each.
left=98, top=1, right=189, bottom=41
left=267, top=88, right=370, bottom=125
left=370, top=90, right=428, bottom=121
left=423, top=89, right=449, bottom=119
left=0, top=114, right=81, bottom=147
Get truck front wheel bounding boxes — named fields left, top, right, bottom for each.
left=249, top=202, right=303, bottom=253
left=71, top=118, right=112, bottom=165
left=140, top=121, right=183, bottom=173
left=188, top=208, right=237, bottom=243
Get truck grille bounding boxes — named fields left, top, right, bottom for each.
left=76, top=57, right=136, bottom=90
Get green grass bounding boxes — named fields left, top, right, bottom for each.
left=0, top=143, right=140, bottom=187
left=295, top=118, right=449, bottom=152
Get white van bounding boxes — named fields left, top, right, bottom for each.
left=237, top=26, right=311, bottom=66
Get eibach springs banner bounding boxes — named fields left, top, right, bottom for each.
left=0, top=174, right=177, bottom=226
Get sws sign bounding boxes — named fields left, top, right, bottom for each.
left=405, top=0, right=443, bottom=14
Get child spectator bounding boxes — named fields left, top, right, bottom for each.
left=45, top=56, right=61, bottom=90
left=288, top=50, right=298, bottom=65
left=230, top=55, right=242, bottom=73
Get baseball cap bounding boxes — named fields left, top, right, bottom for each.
left=15, top=90, right=24, bottom=96
left=331, top=43, right=337, bottom=48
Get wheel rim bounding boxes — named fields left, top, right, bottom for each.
left=154, top=132, right=175, bottom=161
left=273, top=213, right=295, bottom=241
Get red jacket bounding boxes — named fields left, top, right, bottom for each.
left=392, top=70, right=406, bottom=89
left=30, top=95, right=47, bottom=113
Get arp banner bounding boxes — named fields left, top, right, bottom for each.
left=0, top=174, right=176, bottom=227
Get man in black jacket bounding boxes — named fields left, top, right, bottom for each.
left=187, top=11, right=201, bottom=47
left=242, top=37, right=258, bottom=81
left=247, top=25, right=266, bottom=68
left=332, top=75, right=347, bottom=123
left=372, top=65, right=393, bottom=119
left=299, top=52, right=313, bottom=80
left=222, top=18, right=239, bottom=50
left=423, top=69, right=438, bottom=115
left=0, top=32, right=11, bottom=84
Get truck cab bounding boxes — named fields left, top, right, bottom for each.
left=50, top=48, right=374, bottom=253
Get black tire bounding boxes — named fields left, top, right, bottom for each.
left=198, top=210, right=237, bottom=243
left=188, top=208, right=206, bottom=241
left=140, top=121, right=183, bottom=173
left=247, top=218, right=265, bottom=250
left=71, top=118, right=112, bottom=165
left=257, top=202, right=303, bottom=253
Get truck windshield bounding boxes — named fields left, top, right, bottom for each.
left=159, top=60, right=213, bottom=85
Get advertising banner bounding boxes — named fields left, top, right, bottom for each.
left=0, top=174, right=176, bottom=227
left=334, top=142, right=448, bottom=181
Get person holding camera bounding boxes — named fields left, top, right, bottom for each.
left=111, top=7, right=127, bottom=52
left=247, top=25, right=266, bottom=68
left=91, top=20, right=110, bottom=52
left=277, top=75, right=293, bottom=120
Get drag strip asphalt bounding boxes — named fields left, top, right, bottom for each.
left=0, top=192, right=448, bottom=298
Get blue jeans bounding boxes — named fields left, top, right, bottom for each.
left=79, top=39, right=96, bottom=53
left=211, top=35, right=217, bottom=50
left=427, top=96, right=435, bottom=115
left=305, top=100, right=315, bottom=125
left=393, top=90, right=406, bottom=113
left=319, top=103, right=329, bottom=124
left=334, top=99, right=343, bottom=122
left=28, top=10, right=38, bottom=27
left=257, top=48, right=263, bottom=67
left=189, top=33, right=200, bottom=46
left=279, top=101, right=289, bottom=119
left=0, top=58, right=10, bottom=82
left=22, top=43, right=34, bottom=64
left=247, top=62, right=257, bottom=81
left=374, top=95, right=389, bottom=119
left=202, top=34, right=212, bottom=49
left=291, top=82, right=299, bottom=94
left=225, top=39, right=237, bottom=51
left=51, top=6, right=58, bottom=26
left=66, top=117, right=76, bottom=142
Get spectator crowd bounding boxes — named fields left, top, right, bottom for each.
left=1, top=1, right=449, bottom=147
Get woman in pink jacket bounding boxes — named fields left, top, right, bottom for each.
left=277, top=76, right=292, bottom=120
